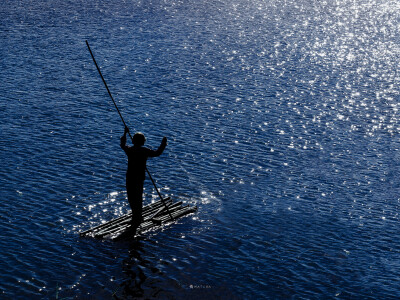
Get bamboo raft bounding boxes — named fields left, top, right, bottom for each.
left=79, top=198, right=197, bottom=240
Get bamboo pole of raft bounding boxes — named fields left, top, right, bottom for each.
left=80, top=198, right=171, bottom=236
left=94, top=201, right=182, bottom=237
left=80, top=198, right=172, bottom=236
left=126, top=205, right=196, bottom=232
left=94, top=202, right=184, bottom=237
left=111, top=206, right=198, bottom=240
left=95, top=203, right=194, bottom=239
left=85, top=40, right=174, bottom=221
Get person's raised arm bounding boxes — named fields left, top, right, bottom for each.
left=148, top=137, right=167, bottom=157
left=120, top=126, right=130, bottom=152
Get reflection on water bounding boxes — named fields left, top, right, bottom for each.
left=118, top=239, right=149, bottom=299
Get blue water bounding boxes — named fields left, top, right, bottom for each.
left=2, top=0, right=400, bottom=298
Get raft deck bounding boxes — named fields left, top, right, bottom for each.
left=79, top=198, right=197, bottom=240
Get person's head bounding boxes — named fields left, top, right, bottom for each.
left=133, top=132, right=146, bottom=146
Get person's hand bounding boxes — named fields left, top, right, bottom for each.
left=124, top=126, right=129, bottom=134
left=162, top=137, right=167, bottom=145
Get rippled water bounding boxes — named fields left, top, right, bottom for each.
left=2, top=0, right=400, bottom=298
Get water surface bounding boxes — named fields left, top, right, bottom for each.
left=1, top=0, right=400, bottom=298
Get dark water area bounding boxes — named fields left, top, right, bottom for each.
left=2, top=0, right=400, bottom=298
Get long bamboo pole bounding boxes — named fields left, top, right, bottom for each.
left=85, top=40, right=173, bottom=220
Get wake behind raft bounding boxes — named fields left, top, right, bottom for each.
left=80, top=41, right=197, bottom=240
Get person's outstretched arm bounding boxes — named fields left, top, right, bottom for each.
left=148, top=137, right=167, bottom=157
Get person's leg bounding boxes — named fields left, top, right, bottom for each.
left=126, top=177, right=144, bottom=230
left=131, top=184, right=143, bottom=225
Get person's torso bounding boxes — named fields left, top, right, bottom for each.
left=126, top=146, right=150, bottom=180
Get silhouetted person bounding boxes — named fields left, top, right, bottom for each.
left=120, top=126, right=167, bottom=233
